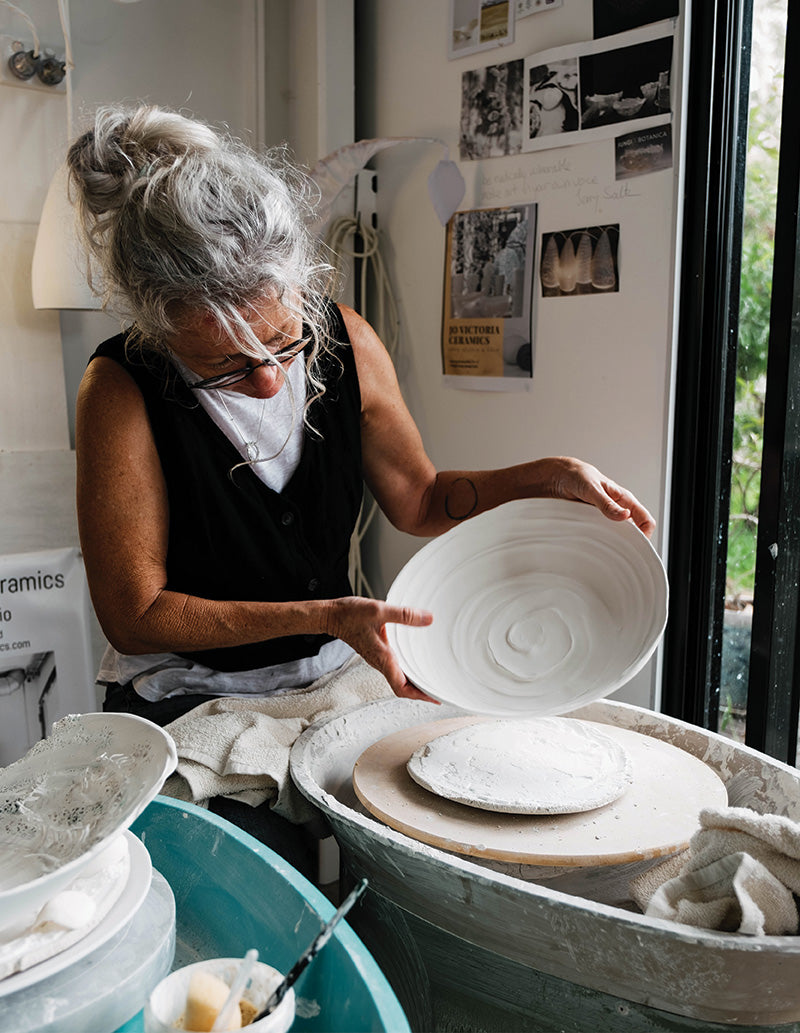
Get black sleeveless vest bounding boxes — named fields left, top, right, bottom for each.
left=89, top=304, right=363, bottom=672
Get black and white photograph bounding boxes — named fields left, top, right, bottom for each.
left=539, top=225, right=620, bottom=297
left=460, top=59, right=524, bottom=160
left=443, top=204, right=537, bottom=381
left=527, top=58, right=580, bottom=141
left=522, top=24, right=673, bottom=152
left=593, top=0, right=679, bottom=39
left=579, top=35, right=673, bottom=129
left=449, top=0, right=515, bottom=60
left=615, top=125, right=673, bottom=179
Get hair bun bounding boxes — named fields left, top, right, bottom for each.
left=63, top=102, right=333, bottom=360
left=68, top=105, right=221, bottom=216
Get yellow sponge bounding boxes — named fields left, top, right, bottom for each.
left=183, top=970, right=242, bottom=1032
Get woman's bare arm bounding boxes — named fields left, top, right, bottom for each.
left=75, top=357, right=432, bottom=696
left=344, top=305, right=655, bottom=538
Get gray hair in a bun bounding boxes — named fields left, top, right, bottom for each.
left=67, top=104, right=337, bottom=404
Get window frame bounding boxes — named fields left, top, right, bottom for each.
left=746, top=2, right=800, bottom=762
left=664, top=0, right=800, bottom=765
left=663, top=0, right=752, bottom=730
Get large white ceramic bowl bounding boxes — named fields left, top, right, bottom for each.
left=385, top=499, right=668, bottom=716
left=0, top=712, right=177, bottom=933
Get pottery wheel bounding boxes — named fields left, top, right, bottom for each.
left=353, top=716, right=728, bottom=866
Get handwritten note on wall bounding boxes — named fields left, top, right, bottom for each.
left=478, top=157, right=642, bottom=217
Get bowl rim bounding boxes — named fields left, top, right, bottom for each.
left=0, top=712, right=177, bottom=905
left=385, top=498, right=668, bottom=715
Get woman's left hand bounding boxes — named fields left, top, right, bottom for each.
left=321, top=596, right=439, bottom=701
left=548, top=457, right=656, bottom=537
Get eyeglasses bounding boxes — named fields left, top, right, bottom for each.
left=190, top=338, right=309, bottom=390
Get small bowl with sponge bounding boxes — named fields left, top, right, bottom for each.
left=144, top=956, right=295, bottom=1033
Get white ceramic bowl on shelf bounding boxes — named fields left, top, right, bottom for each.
left=0, top=712, right=177, bottom=933
left=385, top=498, right=668, bottom=716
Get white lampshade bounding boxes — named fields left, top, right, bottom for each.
left=31, top=164, right=101, bottom=310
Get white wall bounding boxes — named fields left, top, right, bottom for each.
left=18, top=0, right=355, bottom=445
left=0, top=0, right=264, bottom=684
left=0, top=0, right=69, bottom=453
left=0, top=0, right=263, bottom=457
left=0, top=0, right=354, bottom=687
left=59, top=0, right=265, bottom=441
left=356, top=1, right=686, bottom=709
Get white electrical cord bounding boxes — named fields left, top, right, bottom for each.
left=0, top=0, right=41, bottom=56
left=325, top=215, right=399, bottom=361
left=325, top=214, right=401, bottom=598
left=56, top=0, right=74, bottom=139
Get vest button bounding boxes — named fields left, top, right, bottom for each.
left=281, top=511, right=294, bottom=526
left=307, top=578, right=320, bottom=592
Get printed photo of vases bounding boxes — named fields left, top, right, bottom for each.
left=539, top=225, right=619, bottom=297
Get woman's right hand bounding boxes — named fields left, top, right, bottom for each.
left=322, top=596, right=437, bottom=701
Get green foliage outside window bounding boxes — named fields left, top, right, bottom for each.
left=726, top=68, right=782, bottom=604
left=719, top=0, right=785, bottom=738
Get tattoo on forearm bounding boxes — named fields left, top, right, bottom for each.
left=445, top=477, right=478, bottom=521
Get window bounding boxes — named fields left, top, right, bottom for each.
left=721, top=0, right=786, bottom=747
left=664, top=0, right=798, bottom=765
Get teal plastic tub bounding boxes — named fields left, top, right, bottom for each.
left=118, top=796, right=409, bottom=1033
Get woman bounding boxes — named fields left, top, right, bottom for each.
left=68, top=105, right=654, bottom=872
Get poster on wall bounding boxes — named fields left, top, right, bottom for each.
left=539, top=224, right=620, bottom=297
left=0, top=548, right=95, bottom=766
left=442, top=202, right=537, bottom=389
left=523, top=23, right=673, bottom=152
left=460, top=59, right=524, bottom=160
left=449, top=0, right=515, bottom=60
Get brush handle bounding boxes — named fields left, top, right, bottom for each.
left=257, top=879, right=368, bottom=1018
left=211, top=948, right=259, bottom=1032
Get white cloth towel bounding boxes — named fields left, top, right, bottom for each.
left=630, top=806, right=800, bottom=936
left=160, top=656, right=393, bottom=823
